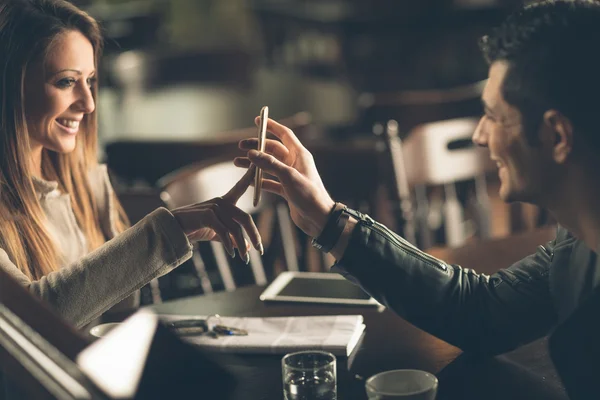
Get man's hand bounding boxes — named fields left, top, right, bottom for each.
left=171, top=166, right=262, bottom=264
left=234, top=118, right=335, bottom=238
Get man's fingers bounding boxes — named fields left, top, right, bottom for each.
left=233, top=157, right=251, bottom=168
left=222, top=165, right=256, bottom=203
left=247, top=150, right=294, bottom=183
left=239, top=138, right=290, bottom=163
left=254, top=117, right=303, bottom=149
left=261, top=179, right=285, bottom=197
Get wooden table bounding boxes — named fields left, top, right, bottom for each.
left=150, top=285, right=568, bottom=400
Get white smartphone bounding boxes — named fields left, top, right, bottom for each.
left=253, top=106, right=269, bottom=207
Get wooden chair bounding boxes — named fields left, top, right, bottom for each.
left=158, top=158, right=299, bottom=292
left=382, top=117, right=494, bottom=250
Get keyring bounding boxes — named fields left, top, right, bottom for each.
left=206, top=314, right=222, bottom=332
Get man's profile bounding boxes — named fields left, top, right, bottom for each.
left=235, top=1, right=600, bottom=398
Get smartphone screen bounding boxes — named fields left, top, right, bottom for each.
left=253, top=106, right=269, bottom=207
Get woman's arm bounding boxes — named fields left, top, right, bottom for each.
left=1, top=208, right=192, bottom=328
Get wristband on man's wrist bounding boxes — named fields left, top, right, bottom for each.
left=311, top=202, right=349, bottom=253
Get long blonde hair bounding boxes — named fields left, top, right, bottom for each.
left=0, top=0, right=129, bottom=280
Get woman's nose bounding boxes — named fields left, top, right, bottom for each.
left=74, top=85, right=95, bottom=114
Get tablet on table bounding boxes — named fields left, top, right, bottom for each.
left=259, top=271, right=379, bottom=307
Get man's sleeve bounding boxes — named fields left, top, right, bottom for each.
left=333, top=217, right=557, bottom=356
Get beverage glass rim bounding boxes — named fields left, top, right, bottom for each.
left=365, top=369, right=438, bottom=397
left=282, top=350, right=336, bottom=372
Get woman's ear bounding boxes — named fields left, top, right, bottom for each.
left=543, top=110, right=573, bottom=164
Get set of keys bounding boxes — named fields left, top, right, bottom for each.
left=166, top=315, right=248, bottom=338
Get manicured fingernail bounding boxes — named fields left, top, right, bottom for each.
left=258, top=243, right=264, bottom=256
left=243, top=253, right=250, bottom=265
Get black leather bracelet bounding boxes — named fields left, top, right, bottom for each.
left=311, top=203, right=349, bottom=253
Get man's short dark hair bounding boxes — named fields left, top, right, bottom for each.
left=479, top=0, right=600, bottom=148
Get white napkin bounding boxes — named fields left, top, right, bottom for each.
left=160, top=314, right=365, bottom=356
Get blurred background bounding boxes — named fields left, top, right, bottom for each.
left=81, top=0, right=519, bottom=143
left=72, top=0, right=553, bottom=304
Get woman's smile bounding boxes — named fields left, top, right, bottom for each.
left=55, top=118, right=80, bottom=135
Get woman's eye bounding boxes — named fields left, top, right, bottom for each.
left=56, top=78, right=76, bottom=88
left=86, top=77, right=97, bottom=87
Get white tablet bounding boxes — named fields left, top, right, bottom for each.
left=259, top=271, right=380, bottom=307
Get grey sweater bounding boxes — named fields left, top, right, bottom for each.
left=0, top=165, right=193, bottom=328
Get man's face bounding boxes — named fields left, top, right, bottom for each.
left=472, top=61, right=554, bottom=204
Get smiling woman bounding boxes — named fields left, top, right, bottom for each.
left=25, top=30, right=97, bottom=160
left=0, top=0, right=262, bottom=329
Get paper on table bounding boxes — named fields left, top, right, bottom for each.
left=159, top=314, right=365, bottom=356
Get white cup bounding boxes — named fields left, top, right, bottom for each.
left=365, top=369, right=438, bottom=400
left=89, top=323, right=121, bottom=338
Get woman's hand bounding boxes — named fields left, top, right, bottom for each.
left=234, top=118, right=335, bottom=238
left=171, top=166, right=262, bottom=263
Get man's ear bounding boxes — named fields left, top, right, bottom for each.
left=542, top=110, right=573, bottom=164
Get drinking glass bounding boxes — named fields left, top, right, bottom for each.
left=282, top=350, right=337, bottom=400
left=89, top=323, right=121, bottom=338
left=365, top=369, right=438, bottom=400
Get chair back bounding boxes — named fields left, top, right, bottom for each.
left=403, top=117, right=489, bottom=186
left=159, top=161, right=258, bottom=215
left=158, top=159, right=298, bottom=293
left=384, top=117, right=493, bottom=249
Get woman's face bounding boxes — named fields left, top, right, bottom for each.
left=24, top=30, right=96, bottom=155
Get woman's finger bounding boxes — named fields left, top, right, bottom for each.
left=221, top=217, right=248, bottom=263
left=216, top=200, right=262, bottom=254
left=229, top=233, right=250, bottom=253
left=222, top=165, right=256, bottom=203
left=230, top=163, right=285, bottom=196
left=198, top=210, right=235, bottom=257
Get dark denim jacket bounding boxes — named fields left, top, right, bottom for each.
left=333, top=209, right=600, bottom=356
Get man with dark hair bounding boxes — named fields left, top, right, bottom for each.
left=479, top=1, right=600, bottom=149
left=235, top=0, right=600, bottom=397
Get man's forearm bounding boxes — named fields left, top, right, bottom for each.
left=331, top=215, right=557, bottom=355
